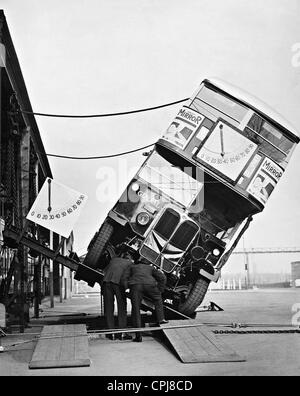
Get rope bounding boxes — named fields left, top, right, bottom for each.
left=19, top=98, right=189, bottom=119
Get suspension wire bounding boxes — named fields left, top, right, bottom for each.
left=17, top=97, right=190, bottom=160
left=40, top=142, right=155, bottom=160
left=18, top=97, right=189, bottom=159
left=20, top=98, right=189, bottom=119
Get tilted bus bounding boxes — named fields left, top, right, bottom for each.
left=75, top=78, right=299, bottom=316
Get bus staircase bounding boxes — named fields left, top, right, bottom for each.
left=3, top=226, right=243, bottom=363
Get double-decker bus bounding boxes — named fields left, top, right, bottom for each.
left=75, top=78, right=299, bottom=316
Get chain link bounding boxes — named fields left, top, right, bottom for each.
left=214, top=329, right=300, bottom=335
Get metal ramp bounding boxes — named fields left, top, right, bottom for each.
left=29, top=324, right=90, bottom=369
left=160, top=320, right=245, bottom=363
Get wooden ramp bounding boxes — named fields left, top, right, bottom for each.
left=161, top=320, right=245, bottom=363
left=29, top=324, right=90, bottom=369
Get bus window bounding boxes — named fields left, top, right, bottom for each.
left=192, top=86, right=249, bottom=125
left=169, top=221, right=199, bottom=251
left=245, top=114, right=296, bottom=167
left=154, top=208, right=181, bottom=240
left=138, top=151, right=203, bottom=207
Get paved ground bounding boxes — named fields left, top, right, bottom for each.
left=1, top=288, right=300, bottom=376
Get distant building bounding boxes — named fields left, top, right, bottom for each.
left=218, top=250, right=300, bottom=289
left=291, top=262, right=300, bottom=288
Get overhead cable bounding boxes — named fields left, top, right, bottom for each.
left=42, top=142, right=155, bottom=160
left=20, top=98, right=189, bottom=118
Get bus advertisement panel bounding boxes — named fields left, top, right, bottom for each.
left=246, top=158, right=283, bottom=205
left=162, top=106, right=204, bottom=149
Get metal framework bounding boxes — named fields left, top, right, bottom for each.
left=0, top=10, right=73, bottom=331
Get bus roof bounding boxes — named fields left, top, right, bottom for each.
left=203, top=78, right=300, bottom=143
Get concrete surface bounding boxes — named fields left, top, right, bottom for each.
left=0, top=288, right=300, bottom=376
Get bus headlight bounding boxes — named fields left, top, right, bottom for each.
left=136, top=212, right=151, bottom=226
left=213, top=248, right=221, bottom=257
left=131, top=182, right=140, bottom=192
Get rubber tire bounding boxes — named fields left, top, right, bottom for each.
left=83, top=221, right=114, bottom=270
left=178, top=277, right=210, bottom=317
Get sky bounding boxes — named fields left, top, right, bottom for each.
left=1, top=0, right=300, bottom=275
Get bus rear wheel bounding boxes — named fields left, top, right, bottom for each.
left=178, top=276, right=210, bottom=317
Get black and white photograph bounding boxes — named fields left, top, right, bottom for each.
left=0, top=0, right=300, bottom=380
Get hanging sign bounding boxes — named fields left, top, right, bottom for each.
left=26, top=178, right=88, bottom=238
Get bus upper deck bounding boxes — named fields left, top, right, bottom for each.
left=156, top=78, right=299, bottom=214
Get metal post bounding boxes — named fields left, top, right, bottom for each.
left=59, top=236, right=63, bottom=303
left=33, top=161, right=40, bottom=318
left=0, top=67, right=2, bottom=188
left=19, top=249, right=25, bottom=333
left=63, top=239, right=67, bottom=300
left=19, top=127, right=31, bottom=332
left=49, top=231, right=54, bottom=308
left=33, top=255, right=41, bottom=318
left=245, top=253, right=250, bottom=289
left=56, top=236, right=67, bottom=303
left=59, top=264, right=63, bottom=303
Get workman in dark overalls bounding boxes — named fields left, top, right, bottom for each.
left=122, top=258, right=168, bottom=342
left=102, top=253, right=133, bottom=340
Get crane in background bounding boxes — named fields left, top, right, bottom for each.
left=231, top=248, right=300, bottom=289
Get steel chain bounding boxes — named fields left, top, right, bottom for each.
left=214, top=329, right=300, bottom=335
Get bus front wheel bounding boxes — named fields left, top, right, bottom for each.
left=178, top=276, right=210, bottom=317
left=84, top=221, right=114, bottom=270
left=75, top=221, right=114, bottom=286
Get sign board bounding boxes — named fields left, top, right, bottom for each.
left=162, top=106, right=204, bottom=149
left=246, top=158, right=283, bottom=205
left=197, top=122, right=258, bottom=182
left=27, top=178, right=88, bottom=238
left=0, top=304, right=5, bottom=328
